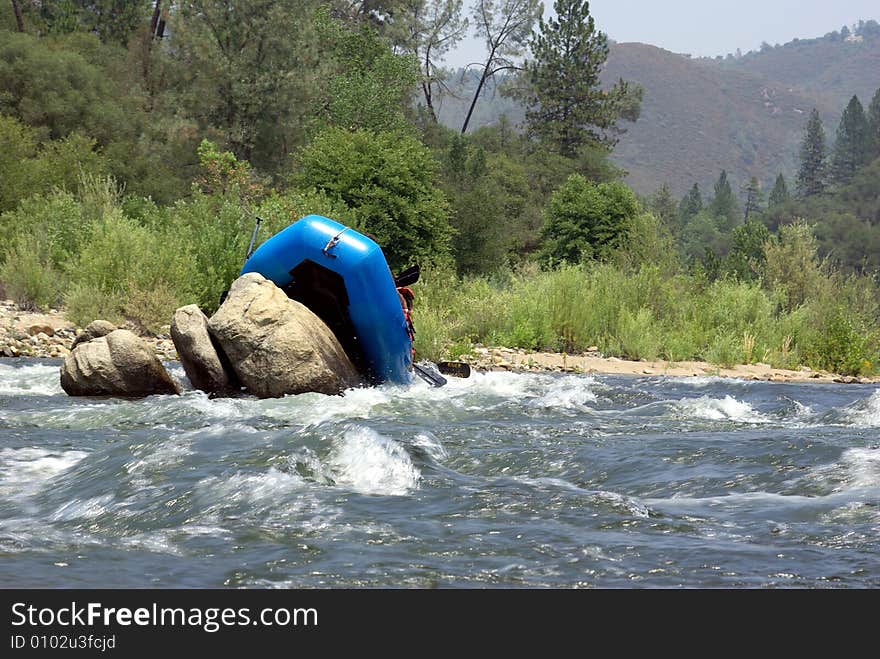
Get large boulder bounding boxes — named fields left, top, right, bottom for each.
left=208, top=273, right=361, bottom=397
left=170, top=304, right=238, bottom=395
left=60, top=329, right=181, bottom=397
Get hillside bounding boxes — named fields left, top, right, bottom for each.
left=601, top=42, right=841, bottom=197
left=438, top=21, right=880, bottom=198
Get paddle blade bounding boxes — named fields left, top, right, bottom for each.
left=413, top=362, right=447, bottom=387
left=437, top=361, right=471, bottom=378
left=394, top=264, right=420, bottom=287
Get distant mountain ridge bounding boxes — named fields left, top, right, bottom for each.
left=437, top=20, right=880, bottom=198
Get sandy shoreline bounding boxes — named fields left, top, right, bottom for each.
left=462, top=345, right=877, bottom=384
left=1, top=300, right=876, bottom=385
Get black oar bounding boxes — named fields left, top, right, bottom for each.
left=413, top=362, right=447, bottom=387
left=394, top=264, right=420, bottom=288
left=437, top=361, right=471, bottom=378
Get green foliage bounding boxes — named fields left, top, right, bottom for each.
left=741, top=176, right=764, bottom=220
left=796, top=109, right=828, bottom=197
left=518, top=0, right=641, bottom=156
left=66, top=207, right=192, bottom=331
left=830, top=94, right=870, bottom=186
left=814, top=307, right=873, bottom=376
left=648, top=183, right=680, bottom=234
left=171, top=1, right=318, bottom=168
left=725, top=220, right=770, bottom=281
left=867, top=87, right=880, bottom=162
left=159, top=193, right=250, bottom=314
left=0, top=234, right=66, bottom=309
left=0, top=30, right=130, bottom=143
left=768, top=173, right=790, bottom=207
left=0, top=192, right=88, bottom=275
left=709, top=169, right=739, bottom=230
left=679, top=210, right=729, bottom=265
left=762, top=221, right=827, bottom=310
left=0, top=116, right=109, bottom=212
left=540, top=175, right=639, bottom=265
left=678, top=183, right=703, bottom=223
left=296, top=127, right=454, bottom=272
left=442, top=138, right=531, bottom=274
left=0, top=114, right=38, bottom=212
left=316, top=8, right=421, bottom=135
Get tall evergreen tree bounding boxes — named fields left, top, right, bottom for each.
left=741, top=176, right=764, bottom=220
left=709, top=170, right=738, bottom=230
left=649, top=183, right=679, bottom=233
left=830, top=94, right=869, bottom=186
left=768, top=173, right=789, bottom=207
left=796, top=108, right=827, bottom=198
left=679, top=183, right=703, bottom=221
left=517, top=0, right=641, bottom=157
left=866, top=87, right=880, bottom=164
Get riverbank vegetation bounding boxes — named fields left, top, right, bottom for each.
left=1, top=2, right=879, bottom=375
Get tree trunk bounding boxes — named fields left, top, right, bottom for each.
left=461, top=62, right=492, bottom=135
left=422, top=81, right=438, bottom=123
left=10, top=0, right=25, bottom=32
left=149, top=0, right=162, bottom=38
left=142, top=0, right=163, bottom=82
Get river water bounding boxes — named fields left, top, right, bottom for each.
left=1, top=358, right=878, bottom=588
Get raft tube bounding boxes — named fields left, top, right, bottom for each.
left=240, top=215, right=413, bottom=385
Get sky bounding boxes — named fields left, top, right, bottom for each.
left=441, top=0, right=879, bottom=68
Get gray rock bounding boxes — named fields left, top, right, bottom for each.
left=171, top=304, right=238, bottom=395
left=71, top=320, right=117, bottom=349
left=60, top=329, right=180, bottom=397
left=208, top=273, right=361, bottom=398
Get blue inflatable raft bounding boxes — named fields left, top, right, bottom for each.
left=240, top=215, right=413, bottom=385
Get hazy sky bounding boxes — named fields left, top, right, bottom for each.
left=442, top=0, right=879, bottom=68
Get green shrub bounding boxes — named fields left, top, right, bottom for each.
left=614, top=307, right=660, bottom=361
left=296, top=127, right=454, bottom=272
left=816, top=307, right=874, bottom=376
left=66, top=208, right=192, bottom=331
left=705, top=332, right=741, bottom=368
left=65, top=282, right=124, bottom=327
left=0, top=234, right=66, bottom=309
left=540, top=175, right=639, bottom=265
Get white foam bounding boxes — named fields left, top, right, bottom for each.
left=124, top=437, right=193, bottom=476
left=840, top=390, right=880, bottom=427
left=0, top=448, right=88, bottom=500
left=327, top=426, right=420, bottom=496
left=532, top=378, right=599, bottom=409
left=50, top=494, right=115, bottom=522
left=0, top=363, right=63, bottom=396
left=674, top=395, right=769, bottom=423
left=199, top=467, right=306, bottom=506
left=839, top=447, right=880, bottom=489
left=411, top=432, right=448, bottom=462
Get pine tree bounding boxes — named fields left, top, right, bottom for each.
left=768, top=173, right=789, bottom=207
left=679, top=183, right=702, bottom=221
left=518, top=0, right=640, bottom=157
left=709, top=170, right=739, bottom=230
left=741, top=176, right=764, bottom=220
left=796, top=108, right=827, bottom=198
left=649, top=183, right=679, bottom=233
left=830, top=95, right=869, bottom=186
left=867, top=87, right=880, bottom=164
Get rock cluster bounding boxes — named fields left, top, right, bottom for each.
left=52, top=273, right=361, bottom=399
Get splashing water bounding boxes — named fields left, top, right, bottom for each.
left=1, top=359, right=879, bottom=588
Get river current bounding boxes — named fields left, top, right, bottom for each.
left=1, top=358, right=877, bottom=588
